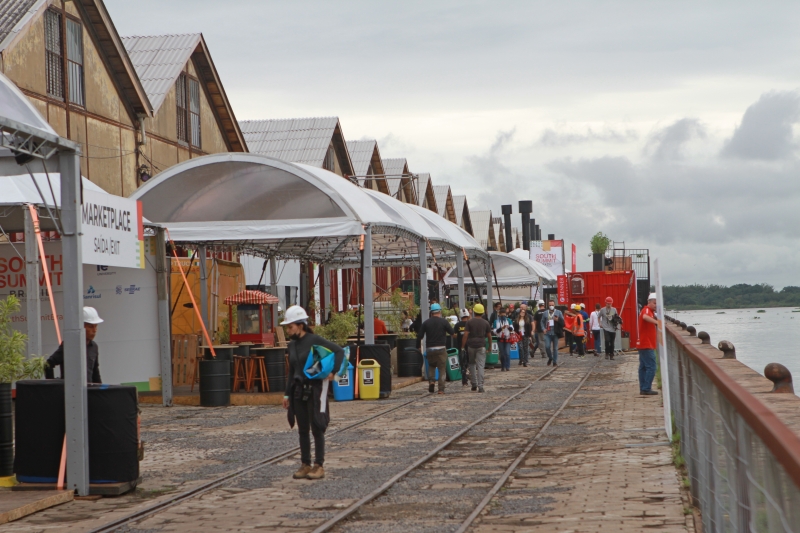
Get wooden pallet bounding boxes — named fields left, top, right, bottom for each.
left=0, top=490, right=73, bottom=524
left=13, top=477, right=141, bottom=496
left=171, top=334, right=200, bottom=386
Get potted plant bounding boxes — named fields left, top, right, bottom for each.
left=315, top=307, right=358, bottom=346
left=0, top=295, right=47, bottom=477
left=590, top=232, right=612, bottom=271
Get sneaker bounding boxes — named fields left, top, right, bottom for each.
left=429, top=383, right=435, bottom=393
left=293, top=464, right=312, bottom=479
left=478, top=387, right=485, bottom=393
left=523, top=363, right=528, bottom=367
left=546, top=360, right=552, bottom=366
left=640, top=390, right=658, bottom=396
left=307, top=465, right=325, bottom=479
left=472, top=385, right=477, bottom=391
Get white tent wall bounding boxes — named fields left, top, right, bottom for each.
left=0, top=241, right=161, bottom=390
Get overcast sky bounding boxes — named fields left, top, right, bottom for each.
left=107, top=1, right=800, bottom=288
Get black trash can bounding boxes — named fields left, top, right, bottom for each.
left=205, top=346, right=234, bottom=391
left=398, top=348, right=423, bottom=377
left=199, top=359, right=231, bottom=407
left=263, top=347, right=287, bottom=393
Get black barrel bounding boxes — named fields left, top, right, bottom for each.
left=233, top=344, right=251, bottom=357
left=0, top=383, right=12, bottom=476
left=398, top=348, right=423, bottom=377
left=206, top=346, right=234, bottom=391
left=263, top=347, right=287, bottom=393
left=199, top=359, right=230, bottom=407
left=396, top=338, right=417, bottom=355
left=360, top=344, right=392, bottom=398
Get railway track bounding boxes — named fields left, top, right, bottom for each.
left=91, top=360, right=589, bottom=533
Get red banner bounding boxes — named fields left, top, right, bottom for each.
left=571, top=244, right=576, bottom=273
left=557, top=275, right=567, bottom=304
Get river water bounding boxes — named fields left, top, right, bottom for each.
left=668, top=307, right=800, bottom=382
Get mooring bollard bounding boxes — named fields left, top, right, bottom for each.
left=718, top=340, right=736, bottom=359
left=687, top=326, right=697, bottom=336
left=764, top=363, right=794, bottom=394
left=679, top=322, right=687, bottom=330
left=698, top=331, right=710, bottom=345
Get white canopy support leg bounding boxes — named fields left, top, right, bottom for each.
left=456, top=252, right=465, bottom=311
left=60, top=149, right=89, bottom=496
left=485, top=257, right=493, bottom=319
left=23, top=206, right=41, bottom=358
left=269, top=256, right=278, bottom=330
left=363, top=229, right=374, bottom=345
left=199, top=246, right=208, bottom=332
left=418, top=240, right=429, bottom=353
left=156, top=228, right=173, bottom=406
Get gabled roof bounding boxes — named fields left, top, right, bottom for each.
left=381, top=157, right=417, bottom=203
left=433, top=184, right=457, bottom=223
left=492, top=217, right=506, bottom=252
left=1, top=0, right=152, bottom=117
left=415, top=173, right=438, bottom=212
left=240, top=117, right=354, bottom=175
left=471, top=210, right=497, bottom=251
left=453, top=196, right=474, bottom=236
left=346, top=139, right=389, bottom=194
left=511, top=227, right=520, bottom=250
left=121, top=33, right=245, bottom=151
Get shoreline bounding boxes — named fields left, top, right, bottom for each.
left=667, top=304, right=800, bottom=311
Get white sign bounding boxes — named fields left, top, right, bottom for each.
left=530, top=240, right=564, bottom=276
left=81, top=189, right=144, bottom=269
left=654, top=258, right=672, bottom=441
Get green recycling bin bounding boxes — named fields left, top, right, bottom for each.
left=485, top=336, right=499, bottom=366
left=445, top=348, right=462, bottom=382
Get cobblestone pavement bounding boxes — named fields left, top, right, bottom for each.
left=3, top=352, right=694, bottom=532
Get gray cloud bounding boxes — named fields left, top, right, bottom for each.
left=645, top=118, right=706, bottom=160
left=720, top=91, right=800, bottom=160
left=538, top=128, right=639, bottom=147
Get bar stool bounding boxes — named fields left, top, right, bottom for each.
left=232, top=355, right=249, bottom=392
left=247, top=355, right=269, bottom=392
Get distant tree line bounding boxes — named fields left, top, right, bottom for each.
left=662, top=284, right=800, bottom=310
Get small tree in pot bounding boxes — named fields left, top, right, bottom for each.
left=0, top=295, right=47, bottom=477
left=590, top=232, right=612, bottom=271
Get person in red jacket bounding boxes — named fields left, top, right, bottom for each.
left=373, top=316, right=388, bottom=335
left=637, top=293, right=661, bottom=396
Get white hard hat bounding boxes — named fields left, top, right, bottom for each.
left=448, top=315, right=458, bottom=325
left=648, top=293, right=657, bottom=301
left=83, top=307, right=103, bottom=324
left=460, top=308, right=470, bottom=318
left=280, top=305, right=309, bottom=325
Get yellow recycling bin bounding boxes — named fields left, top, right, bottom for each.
left=357, top=359, right=381, bottom=400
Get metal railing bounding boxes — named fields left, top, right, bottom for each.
left=665, top=319, right=800, bottom=532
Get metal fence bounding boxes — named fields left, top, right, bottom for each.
left=665, top=320, right=800, bottom=532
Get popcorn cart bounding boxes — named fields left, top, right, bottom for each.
left=224, top=290, right=279, bottom=346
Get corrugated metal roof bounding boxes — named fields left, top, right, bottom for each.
left=381, top=157, right=408, bottom=197
left=471, top=210, right=494, bottom=250
left=416, top=173, right=430, bottom=206
left=0, top=0, right=42, bottom=52
left=121, top=34, right=201, bottom=114
left=241, top=117, right=339, bottom=166
left=432, top=185, right=451, bottom=218
left=452, top=195, right=466, bottom=226
left=346, top=139, right=375, bottom=177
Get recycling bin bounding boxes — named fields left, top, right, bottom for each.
left=485, top=336, right=499, bottom=366
left=333, top=363, right=354, bottom=401
left=358, top=359, right=381, bottom=400
left=510, top=342, right=519, bottom=360
left=445, top=348, right=462, bottom=382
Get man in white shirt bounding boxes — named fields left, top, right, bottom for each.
left=589, top=303, right=602, bottom=356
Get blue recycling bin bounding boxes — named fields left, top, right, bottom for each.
left=332, top=363, right=355, bottom=401
left=510, top=342, right=519, bottom=360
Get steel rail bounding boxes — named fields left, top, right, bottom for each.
left=665, top=322, right=800, bottom=490
left=311, top=363, right=563, bottom=533
left=88, top=390, right=433, bottom=533
left=454, top=359, right=600, bottom=533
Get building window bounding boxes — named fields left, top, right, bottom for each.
left=66, top=19, right=84, bottom=106
left=44, top=10, right=63, bottom=99
left=323, top=145, right=335, bottom=172
left=176, top=73, right=201, bottom=148
left=188, top=77, right=201, bottom=148
left=176, top=73, right=187, bottom=143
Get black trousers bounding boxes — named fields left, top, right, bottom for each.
left=604, top=331, right=616, bottom=356
left=294, top=397, right=325, bottom=466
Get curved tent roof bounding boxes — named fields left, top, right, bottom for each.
left=0, top=72, right=56, bottom=135
left=130, top=153, right=485, bottom=265
left=443, top=250, right=555, bottom=288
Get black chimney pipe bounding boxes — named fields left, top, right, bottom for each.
left=501, top=205, right=513, bottom=253
left=535, top=225, right=541, bottom=241
left=529, top=219, right=536, bottom=243
left=519, top=200, right=532, bottom=250
left=548, top=233, right=555, bottom=240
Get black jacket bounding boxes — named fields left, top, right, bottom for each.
left=46, top=341, right=101, bottom=383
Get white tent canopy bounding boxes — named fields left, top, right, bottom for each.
left=508, top=248, right=558, bottom=282
left=443, top=250, right=556, bottom=287
left=130, top=153, right=487, bottom=266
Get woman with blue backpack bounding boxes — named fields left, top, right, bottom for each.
left=281, top=305, right=345, bottom=480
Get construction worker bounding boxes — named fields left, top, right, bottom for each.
left=462, top=303, right=493, bottom=392
left=418, top=303, right=455, bottom=394
left=46, top=306, right=104, bottom=383
left=454, top=308, right=471, bottom=386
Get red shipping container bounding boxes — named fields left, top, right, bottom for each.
left=564, top=270, right=639, bottom=349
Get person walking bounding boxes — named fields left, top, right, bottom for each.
left=532, top=301, right=546, bottom=358
left=564, top=305, right=577, bottom=356
left=417, top=303, right=455, bottom=394
left=589, top=303, right=602, bottom=355
left=571, top=305, right=586, bottom=358
left=513, top=306, right=533, bottom=367
left=489, top=302, right=502, bottom=324
left=282, top=306, right=345, bottom=480
left=540, top=300, right=564, bottom=366
left=599, top=297, right=621, bottom=360
left=579, top=304, right=589, bottom=355
left=492, top=307, right=514, bottom=371
left=462, top=303, right=493, bottom=392
left=454, top=308, right=471, bottom=386
left=638, top=293, right=661, bottom=396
